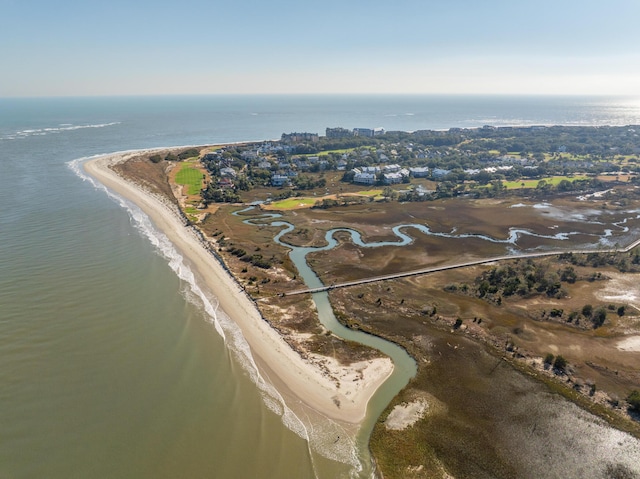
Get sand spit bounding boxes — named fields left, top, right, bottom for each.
left=84, top=151, right=393, bottom=428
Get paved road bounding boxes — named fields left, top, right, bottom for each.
left=283, top=236, right=640, bottom=297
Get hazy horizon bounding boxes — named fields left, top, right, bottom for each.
left=3, top=0, right=640, bottom=98
left=4, top=92, right=640, bottom=100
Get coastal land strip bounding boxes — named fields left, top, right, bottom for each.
left=83, top=150, right=394, bottom=458
left=84, top=137, right=640, bottom=479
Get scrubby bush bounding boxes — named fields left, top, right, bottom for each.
left=178, top=148, right=200, bottom=160
left=553, top=355, right=567, bottom=373
left=592, top=307, right=607, bottom=328
left=628, top=390, right=640, bottom=413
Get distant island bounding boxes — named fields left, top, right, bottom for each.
left=88, top=124, right=640, bottom=479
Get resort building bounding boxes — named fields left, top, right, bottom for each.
left=280, top=132, right=319, bottom=143
left=326, top=127, right=353, bottom=138
left=383, top=172, right=403, bottom=184
left=353, top=172, right=377, bottom=185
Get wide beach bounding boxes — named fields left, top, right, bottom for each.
left=83, top=150, right=393, bottom=457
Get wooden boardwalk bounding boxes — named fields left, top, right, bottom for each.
left=283, top=237, right=640, bottom=297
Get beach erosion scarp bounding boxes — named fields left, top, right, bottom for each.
left=83, top=151, right=394, bottom=465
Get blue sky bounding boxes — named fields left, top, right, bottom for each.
left=2, top=0, right=640, bottom=96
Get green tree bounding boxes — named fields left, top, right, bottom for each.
left=235, top=175, right=251, bottom=191
left=560, top=266, right=577, bottom=283
left=382, top=186, right=397, bottom=201
left=557, top=179, right=573, bottom=192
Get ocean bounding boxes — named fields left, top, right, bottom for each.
left=2, top=95, right=640, bottom=479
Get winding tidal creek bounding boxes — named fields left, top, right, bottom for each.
left=237, top=205, right=640, bottom=478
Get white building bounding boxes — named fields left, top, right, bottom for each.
left=271, top=174, right=290, bottom=187
left=409, top=166, right=430, bottom=177
left=220, top=167, right=237, bottom=178
left=353, top=172, right=377, bottom=185
left=383, top=172, right=403, bottom=184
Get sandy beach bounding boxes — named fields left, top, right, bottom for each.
left=84, top=150, right=393, bottom=430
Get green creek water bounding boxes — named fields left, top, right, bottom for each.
left=263, top=213, right=419, bottom=474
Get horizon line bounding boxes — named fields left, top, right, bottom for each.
left=3, top=92, right=639, bottom=100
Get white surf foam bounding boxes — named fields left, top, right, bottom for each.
left=68, top=153, right=361, bottom=474
left=1, top=122, right=120, bottom=141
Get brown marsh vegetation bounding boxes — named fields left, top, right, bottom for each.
left=119, top=151, right=640, bottom=479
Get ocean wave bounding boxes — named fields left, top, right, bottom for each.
left=1, top=122, right=120, bottom=141
left=67, top=155, right=350, bottom=474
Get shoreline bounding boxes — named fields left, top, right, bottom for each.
left=83, top=150, right=393, bottom=431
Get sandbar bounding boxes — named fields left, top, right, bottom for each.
left=84, top=149, right=393, bottom=429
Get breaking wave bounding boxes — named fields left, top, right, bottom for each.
left=67, top=154, right=362, bottom=477
left=2, top=122, right=120, bottom=140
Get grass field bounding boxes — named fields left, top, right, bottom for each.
left=267, top=197, right=319, bottom=210
left=502, top=175, right=589, bottom=189
left=175, top=164, right=205, bottom=195
left=355, top=189, right=383, bottom=197
left=267, top=189, right=384, bottom=210
left=300, top=146, right=375, bottom=157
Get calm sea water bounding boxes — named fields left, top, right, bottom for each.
left=2, top=95, right=640, bottom=479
